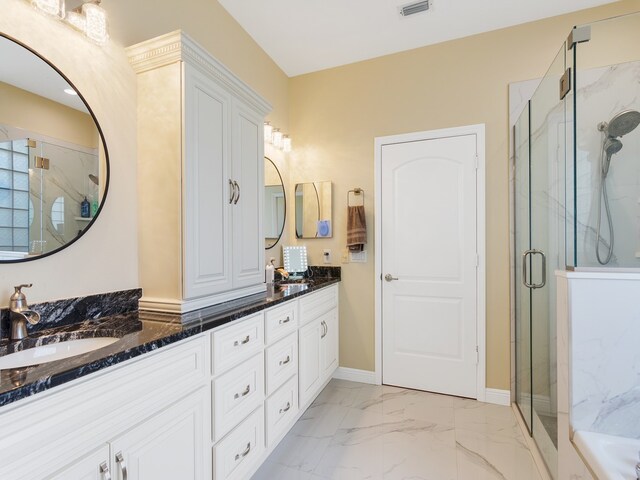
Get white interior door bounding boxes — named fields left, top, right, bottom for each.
left=381, top=132, right=479, bottom=398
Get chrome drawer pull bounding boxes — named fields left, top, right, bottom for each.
left=234, top=335, right=250, bottom=347
left=279, top=316, right=291, bottom=325
left=228, top=179, right=235, bottom=204
left=279, top=355, right=291, bottom=366
left=116, top=452, right=128, bottom=480
left=321, top=320, right=327, bottom=339
left=233, top=181, right=240, bottom=204
left=279, top=401, right=291, bottom=414
left=234, top=384, right=251, bottom=399
left=99, top=462, right=112, bottom=480
left=235, top=442, right=251, bottom=461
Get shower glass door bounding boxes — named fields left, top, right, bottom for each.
left=514, top=102, right=532, bottom=434
left=515, top=44, right=567, bottom=479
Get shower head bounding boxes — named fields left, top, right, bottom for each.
left=602, top=138, right=623, bottom=177
left=604, top=137, right=623, bottom=155
left=605, top=110, right=640, bottom=138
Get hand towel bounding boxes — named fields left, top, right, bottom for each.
left=347, top=205, right=367, bottom=252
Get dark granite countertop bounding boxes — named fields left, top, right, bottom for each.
left=0, top=274, right=340, bottom=408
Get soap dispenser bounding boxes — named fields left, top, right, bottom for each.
left=80, top=196, right=90, bottom=218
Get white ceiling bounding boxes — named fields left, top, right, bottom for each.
left=218, top=0, right=618, bottom=77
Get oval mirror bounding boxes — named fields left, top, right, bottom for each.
left=264, top=157, right=286, bottom=249
left=0, top=34, right=109, bottom=262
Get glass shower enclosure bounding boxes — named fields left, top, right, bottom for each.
left=514, top=11, right=640, bottom=478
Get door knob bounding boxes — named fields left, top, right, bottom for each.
left=384, top=274, right=398, bottom=282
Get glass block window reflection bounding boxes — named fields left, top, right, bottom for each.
left=0, top=139, right=30, bottom=252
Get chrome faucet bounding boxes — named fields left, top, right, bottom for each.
left=9, top=284, right=40, bottom=341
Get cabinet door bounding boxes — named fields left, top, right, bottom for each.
left=298, top=318, right=323, bottom=407
left=184, top=63, right=233, bottom=299
left=110, top=388, right=208, bottom=480
left=47, top=445, right=110, bottom=480
left=230, top=99, right=264, bottom=289
left=321, top=309, right=339, bottom=383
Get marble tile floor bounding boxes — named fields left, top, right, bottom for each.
left=253, top=379, right=544, bottom=480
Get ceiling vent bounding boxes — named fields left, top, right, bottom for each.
left=399, top=0, right=430, bottom=17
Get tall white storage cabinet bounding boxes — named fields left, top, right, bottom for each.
left=127, top=31, right=271, bottom=313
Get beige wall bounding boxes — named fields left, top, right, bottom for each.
left=288, top=0, right=640, bottom=389
left=0, top=82, right=97, bottom=149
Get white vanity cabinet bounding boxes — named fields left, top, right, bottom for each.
left=127, top=30, right=271, bottom=313
left=48, top=389, right=208, bottom=480
left=0, top=335, right=210, bottom=480
left=298, top=285, right=339, bottom=407
left=0, top=284, right=340, bottom=480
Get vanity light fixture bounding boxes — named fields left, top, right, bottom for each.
left=282, top=135, right=292, bottom=153
left=264, top=122, right=292, bottom=152
left=31, top=0, right=65, bottom=18
left=65, top=1, right=109, bottom=45
left=272, top=128, right=283, bottom=148
left=264, top=121, right=273, bottom=143
left=82, top=1, right=109, bottom=45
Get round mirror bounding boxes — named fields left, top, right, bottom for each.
left=0, top=34, right=109, bottom=262
left=264, top=157, right=286, bottom=250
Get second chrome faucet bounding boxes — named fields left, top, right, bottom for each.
left=9, top=284, right=41, bottom=341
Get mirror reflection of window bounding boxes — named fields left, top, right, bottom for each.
left=51, top=196, right=64, bottom=233
left=0, top=138, right=30, bottom=252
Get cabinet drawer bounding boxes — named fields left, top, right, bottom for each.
left=213, top=353, right=264, bottom=442
left=265, top=332, right=297, bottom=396
left=213, top=406, right=265, bottom=480
left=265, top=301, right=298, bottom=344
left=266, top=376, right=298, bottom=448
left=212, top=313, right=264, bottom=375
left=299, top=285, right=337, bottom=326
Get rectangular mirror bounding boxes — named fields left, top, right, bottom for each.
left=295, top=181, right=332, bottom=238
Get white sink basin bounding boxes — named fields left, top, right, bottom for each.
left=0, top=337, right=119, bottom=370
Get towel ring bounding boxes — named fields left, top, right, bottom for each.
left=347, top=188, right=365, bottom=207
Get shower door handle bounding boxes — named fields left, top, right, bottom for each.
left=522, top=249, right=546, bottom=289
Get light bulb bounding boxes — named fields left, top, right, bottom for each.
left=264, top=122, right=273, bottom=143
left=282, top=135, right=292, bottom=153
left=32, top=0, right=65, bottom=18
left=272, top=129, right=283, bottom=148
left=65, top=10, right=86, bottom=31
left=83, top=2, right=109, bottom=45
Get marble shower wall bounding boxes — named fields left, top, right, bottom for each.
left=569, top=273, right=640, bottom=439
left=29, top=139, right=99, bottom=252
left=574, top=60, right=640, bottom=268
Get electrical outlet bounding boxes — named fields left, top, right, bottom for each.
left=323, top=249, right=332, bottom=264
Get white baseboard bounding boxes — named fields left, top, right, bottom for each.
left=332, top=367, right=377, bottom=385
left=484, top=388, right=511, bottom=406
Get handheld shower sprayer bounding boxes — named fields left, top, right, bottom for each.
left=595, top=109, right=640, bottom=265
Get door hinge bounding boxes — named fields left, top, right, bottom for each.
left=476, top=345, right=479, bottom=365
left=559, top=68, right=571, bottom=100
left=474, top=253, right=479, bottom=268
left=474, top=153, right=479, bottom=170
